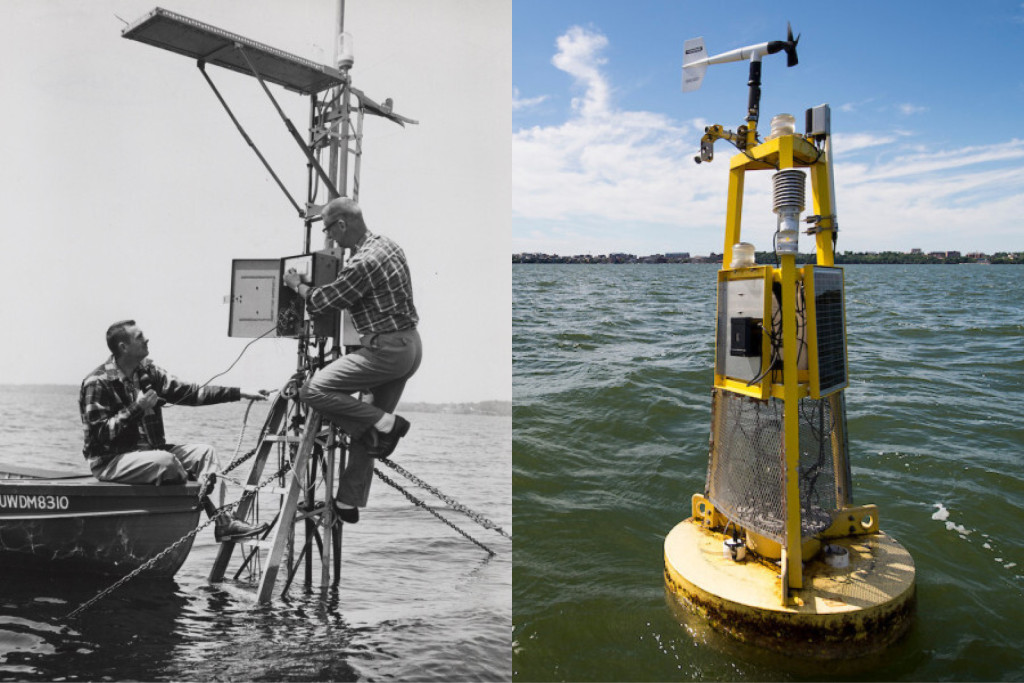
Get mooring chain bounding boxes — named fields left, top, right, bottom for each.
left=67, top=461, right=292, bottom=620
left=221, top=446, right=259, bottom=480
left=373, top=468, right=496, bottom=556
left=378, top=458, right=511, bottom=540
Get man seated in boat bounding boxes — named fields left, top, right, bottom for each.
left=80, top=319, right=267, bottom=541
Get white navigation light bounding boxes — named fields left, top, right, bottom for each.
left=336, top=31, right=354, bottom=69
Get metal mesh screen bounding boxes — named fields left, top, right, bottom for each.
left=706, top=389, right=851, bottom=543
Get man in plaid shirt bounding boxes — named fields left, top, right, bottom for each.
left=283, top=197, right=422, bottom=525
left=80, top=320, right=268, bottom=541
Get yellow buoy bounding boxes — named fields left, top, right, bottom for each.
left=665, top=518, right=915, bottom=659
left=668, top=28, right=915, bottom=659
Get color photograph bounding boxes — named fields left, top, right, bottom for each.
left=513, top=1, right=1024, bottom=680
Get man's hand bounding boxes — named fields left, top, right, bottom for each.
left=240, top=389, right=271, bottom=401
left=138, top=389, right=160, bottom=411
left=283, top=269, right=307, bottom=291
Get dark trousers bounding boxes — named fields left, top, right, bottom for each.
left=299, top=328, right=422, bottom=506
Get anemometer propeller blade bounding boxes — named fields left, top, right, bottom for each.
left=681, top=23, right=800, bottom=92
left=767, top=22, right=800, bottom=68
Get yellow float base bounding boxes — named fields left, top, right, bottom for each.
left=664, top=519, right=916, bottom=660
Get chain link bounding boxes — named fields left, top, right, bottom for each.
left=378, top=458, right=511, bottom=540
left=67, top=460, right=292, bottom=620
left=373, top=468, right=495, bottom=556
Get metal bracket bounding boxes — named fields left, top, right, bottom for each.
left=233, top=44, right=341, bottom=201
left=694, top=124, right=748, bottom=164
left=198, top=59, right=306, bottom=217
left=804, top=214, right=838, bottom=234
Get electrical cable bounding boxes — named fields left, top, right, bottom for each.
left=160, top=322, right=279, bottom=408
left=746, top=285, right=784, bottom=387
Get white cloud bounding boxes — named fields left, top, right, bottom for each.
left=513, top=26, right=728, bottom=256
left=897, top=103, right=928, bottom=116
left=838, top=98, right=875, bottom=114
left=831, top=132, right=902, bottom=154
left=513, top=86, right=548, bottom=110
left=551, top=26, right=611, bottom=117
left=514, top=27, right=1024, bottom=255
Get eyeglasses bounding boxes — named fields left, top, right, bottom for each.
left=322, top=219, right=346, bottom=235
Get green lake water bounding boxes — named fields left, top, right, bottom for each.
left=513, top=264, right=1024, bottom=681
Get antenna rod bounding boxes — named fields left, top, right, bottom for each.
left=337, top=0, right=345, bottom=50
left=747, top=59, right=762, bottom=134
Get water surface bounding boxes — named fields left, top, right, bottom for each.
left=0, top=388, right=511, bottom=681
left=513, top=264, right=1023, bottom=681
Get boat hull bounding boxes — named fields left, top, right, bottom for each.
left=0, top=467, right=201, bottom=578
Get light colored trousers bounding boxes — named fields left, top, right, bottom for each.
left=299, top=328, right=422, bottom=507
left=90, top=443, right=217, bottom=486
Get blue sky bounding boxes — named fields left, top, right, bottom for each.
left=512, top=1, right=1024, bottom=257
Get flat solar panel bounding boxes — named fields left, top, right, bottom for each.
left=122, top=7, right=345, bottom=95
left=812, top=267, right=847, bottom=395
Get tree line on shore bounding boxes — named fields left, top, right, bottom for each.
left=513, top=251, right=1022, bottom=265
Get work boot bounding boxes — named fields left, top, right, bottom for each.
left=369, top=415, right=410, bottom=460
left=215, top=517, right=268, bottom=542
left=332, top=499, right=359, bottom=524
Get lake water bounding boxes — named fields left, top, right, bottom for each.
left=0, top=387, right=511, bottom=681
left=513, top=264, right=1024, bottom=681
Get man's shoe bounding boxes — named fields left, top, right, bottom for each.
left=215, top=518, right=268, bottom=542
left=371, top=416, right=410, bottom=460
left=360, top=428, right=379, bottom=450
left=332, top=500, right=359, bottom=524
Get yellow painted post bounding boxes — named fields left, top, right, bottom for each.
left=722, top=165, right=746, bottom=266
left=810, top=161, right=836, bottom=266
left=780, top=253, right=803, bottom=593
left=778, top=135, right=802, bottom=594
left=745, top=122, right=758, bottom=151
left=777, top=134, right=794, bottom=169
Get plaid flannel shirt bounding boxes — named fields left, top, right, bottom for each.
left=79, top=357, right=239, bottom=465
left=306, top=231, right=418, bottom=335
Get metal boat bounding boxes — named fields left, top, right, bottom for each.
left=0, top=465, right=200, bottom=578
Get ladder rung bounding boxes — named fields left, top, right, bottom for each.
left=263, top=435, right=303, bottom=443
left=244, top=485, right=289, bottom=496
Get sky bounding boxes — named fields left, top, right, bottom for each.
left=512, top=0, right=1024, bottom=258
left=0, top=0, right=510, bottom=403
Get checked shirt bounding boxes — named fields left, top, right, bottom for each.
left=79, top=357, right=239, bottom=466
left=306, top=231, right=418, bottom=335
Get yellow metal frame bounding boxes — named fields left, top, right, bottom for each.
left=716, top=133, right=840, bottom=595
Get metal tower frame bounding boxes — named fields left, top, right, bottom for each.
left=122, top=5, right=417, bottom=603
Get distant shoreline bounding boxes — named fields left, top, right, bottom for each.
left=403, top=401, right=511, bottom=417
left=514, top=251, right=1022, bottom=265
left=0, top=385, right=510, bottom=417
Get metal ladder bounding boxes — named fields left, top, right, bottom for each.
left=209, top=387, right=344, bottom=604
